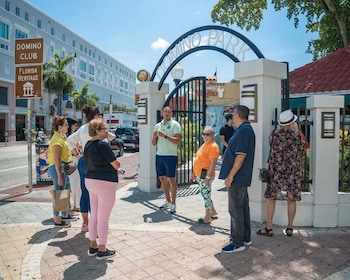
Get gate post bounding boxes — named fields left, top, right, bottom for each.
left=235, top=58, right=287, bottom=223
left=306, top=95, right=343, bottom=227
left=136, top=81, right=169, bottom=192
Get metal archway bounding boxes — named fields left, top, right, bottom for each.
left=150, top=25, right=265, bottom=90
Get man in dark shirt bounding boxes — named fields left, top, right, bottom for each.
left=219, top=105, right=256, bottom=253
left=219, top=113, right=235, bottom=156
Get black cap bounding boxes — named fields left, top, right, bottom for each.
left=67, top=117, right=78, bottom=126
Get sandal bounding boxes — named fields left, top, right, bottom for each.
left=256, top=227, right=273, bottom=237
left=283, top=227, right=293, bottom=237
left=197, top=218, right=211, bottom=224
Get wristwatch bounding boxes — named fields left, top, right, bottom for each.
left=164, top=135, right=168, bottom=139
left=205, top=176, right=211, bottom=180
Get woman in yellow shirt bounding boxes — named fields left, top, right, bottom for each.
left=47, top=116, right=75, bottom=227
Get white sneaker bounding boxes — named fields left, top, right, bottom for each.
left=170, top=204, right=176, bottom=214
left=159, top=201, right=171, bottom=209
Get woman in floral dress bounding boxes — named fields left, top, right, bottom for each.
left=257, top=110, right=305, bottom=237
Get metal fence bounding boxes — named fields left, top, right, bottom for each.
left=291, top=107, right=350, bottom=192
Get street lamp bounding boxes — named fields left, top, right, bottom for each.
left=171, top=63, right=184, bottom=86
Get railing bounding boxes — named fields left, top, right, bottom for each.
left=291, top=107, right=350, bottom=192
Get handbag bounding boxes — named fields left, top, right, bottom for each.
left=50, top=189, right=71, bottom=211
left=62, top=162, right=77, bottom=175
left=259, top=168, right=271, bottom=183
left=259, top=131, right=274, bottom=184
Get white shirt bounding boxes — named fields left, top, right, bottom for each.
left=67, top=123, right=115, bottom=151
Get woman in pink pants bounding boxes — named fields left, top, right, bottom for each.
left=84, top=118, right=121, bottom=260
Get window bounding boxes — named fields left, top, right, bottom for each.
left=25, top=12, right=29, bottom=21
left=66, top=101, right=73, bottom=109
left=119, top=79, right=124, bottom=92
left=50, top=45, right=54, bottom=58
left=5, top=63, right=10, bottom=75
left=5, top=1, right=10, bottom=11
left=80, top=61, right=86, bottom=72
left=15, top=7, right=20, bottom=16
left=15, top=29, right=27, bottom=39
left=62, top=34, right=66, bottom=42
left=0, top=43, right=8, bottom=50
left=37, top=19, right=41, bottom=28
left=50, top=27, right=54, bottom=36
left=16, top=99, right=28, bottom=107
left=0, top=87, right=8, bottom=105
left=72, top=40, right=75, bottom=47
left=88, top=65, right=94, bottom=75
left=0, top=21, right=9, bottom=39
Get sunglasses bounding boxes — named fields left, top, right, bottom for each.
left=202, top=133, right=212, bottom=136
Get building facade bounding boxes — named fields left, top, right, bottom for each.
left=0, top=0, right=136, bottom=142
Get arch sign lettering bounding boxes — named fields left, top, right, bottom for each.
left=150, top=25, right=265, bottom=90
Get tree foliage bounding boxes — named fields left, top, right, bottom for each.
left=211, top=0, right=350, bottom=60
left=43, top=53, right=75, bottom=115
left=71, top=83, right=99, bottom=120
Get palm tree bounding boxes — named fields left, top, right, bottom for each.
left=43, top=53, right=75, bottom=115
left=71, top=83, right=100, bottom=121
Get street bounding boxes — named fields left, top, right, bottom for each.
left=0, top=143, right=139, bottom=191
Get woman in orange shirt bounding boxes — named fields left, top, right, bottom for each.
left=191, top=126, right=220, bottom=224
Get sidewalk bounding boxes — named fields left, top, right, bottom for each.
left=0, top=177, right=349, bottom=279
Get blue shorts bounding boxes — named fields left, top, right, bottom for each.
left=156, top=155, right=177, bottom=178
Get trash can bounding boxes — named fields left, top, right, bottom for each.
left=36, top=141, right=52, bottom=184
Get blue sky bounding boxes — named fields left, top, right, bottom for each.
left=27, top=0, right=317, bottom=87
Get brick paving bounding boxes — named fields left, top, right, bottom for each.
left=0, top=152, right=349, bottom=279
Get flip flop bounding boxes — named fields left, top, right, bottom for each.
left=197, top=218, right=211, bottom=224
left=256, top=227, right=273, bottom=237
left=211, top=215, right=219, bottom=220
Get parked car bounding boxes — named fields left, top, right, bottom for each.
left=115, top=127, right=139, bottom=151
left=110, top=132, right=124, bottom=157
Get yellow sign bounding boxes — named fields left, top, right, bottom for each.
left=15, top=65, right=42, bottom=98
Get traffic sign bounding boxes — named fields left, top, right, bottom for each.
left=15, top=65, right=42, bottom=98
left=15, top=38, right=44, bottom=64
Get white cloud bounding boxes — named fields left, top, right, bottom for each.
left=151, top=37, right=170, bottom=50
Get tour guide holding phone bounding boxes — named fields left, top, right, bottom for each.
left=152, top=106, right=181, bottom=214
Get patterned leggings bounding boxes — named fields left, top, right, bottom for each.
left=196, top=177, right=213, bottom=210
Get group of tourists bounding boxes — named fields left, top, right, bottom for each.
left=46, top=103, right=305, bottom=260
left=154, top=105, right=305, bottom=253
left=47, top=106, right=121, bottom=260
